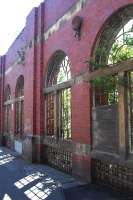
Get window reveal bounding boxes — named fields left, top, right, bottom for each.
left=4, top=86, right=11, bottom=134
left=45, top=53, right=72, bottom=140
left=15, top=76, right=24, bottom=135
left=46, top=93, right=55, bottom=136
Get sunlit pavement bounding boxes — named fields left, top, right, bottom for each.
left=0, top=147, right=132, bottom=200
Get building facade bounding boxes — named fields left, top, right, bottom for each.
left=0, top=0, right=133, bottom=191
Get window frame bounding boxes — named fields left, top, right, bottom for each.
left=45, top=52, right=72, bottom=141
left=4, top=86, right=12, bottom=134
left=15, top=76, right=24, bottom=136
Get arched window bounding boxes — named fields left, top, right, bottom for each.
left=91, top=5, right=133, bottom=154
left=93, top=6, right=133, bottom=107
left=4, top=85, right=11, bottom=134
left=45, top=51, right=72, bottom=140
left=15, top=76, right=24, bottom=135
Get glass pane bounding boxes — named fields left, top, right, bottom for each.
left=59, top=88, right=71, bottom=140
left=48, top=55, right=71, bottom=86
left=56, top=56, right=71, bottom=84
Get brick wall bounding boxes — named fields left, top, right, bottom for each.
left=0, top=0, right=133, bottom=180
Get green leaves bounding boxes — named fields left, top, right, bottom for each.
left=109, top=32, right=133, bottom=64
left=91, top=75, right=116, bottom=91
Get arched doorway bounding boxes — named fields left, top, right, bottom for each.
left=91, top=5, right=133, bottom=191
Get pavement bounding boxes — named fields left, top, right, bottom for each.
left=0, top=146, right=132, bottom=200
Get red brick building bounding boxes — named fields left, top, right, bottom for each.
left=0, top=0, right=133, bottom=191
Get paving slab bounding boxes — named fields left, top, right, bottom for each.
left=0, top=146, right=132, bottom=200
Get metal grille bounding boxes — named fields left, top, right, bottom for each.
left=95, top=88, right=108, bottom=106
left=45, top=52, right=72, bottom=173
left=92, top=159, right=133, bottom=192
left=94, top=77, right=118, bottom=107
left=46, top=88, right=71, bottom=140
left=46, top=93, right=55, bottom=136
left=46, top=146, right=72, bottom=174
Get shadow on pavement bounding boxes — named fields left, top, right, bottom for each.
left=0, top=147, right=132, bottom=200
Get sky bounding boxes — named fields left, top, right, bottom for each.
left=0, top=0, right=44, bottom=55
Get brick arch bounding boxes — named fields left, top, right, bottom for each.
left=91, top=4, right=133, bottom=65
